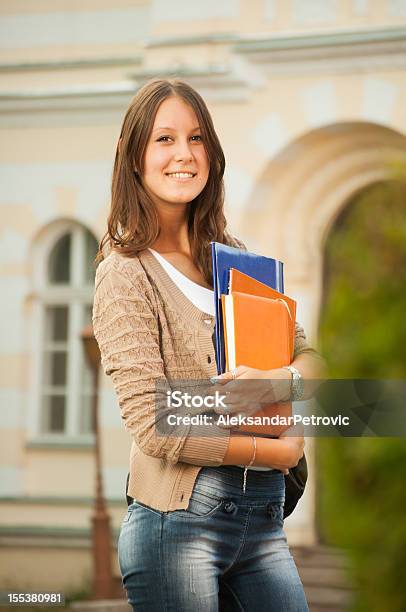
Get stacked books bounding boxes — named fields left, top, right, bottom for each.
left=211, top=242, right=296, bottom=437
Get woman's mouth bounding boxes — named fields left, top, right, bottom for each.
left=165, top=172, right=196, bottom=180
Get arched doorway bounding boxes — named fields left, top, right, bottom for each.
left=236, top=122, right=406, bottom=546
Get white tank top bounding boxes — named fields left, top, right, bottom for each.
left=148, top=248, right=214, bottom=316
left=148, top=248, right=272, bottom=472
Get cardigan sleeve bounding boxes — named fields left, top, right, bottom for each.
left=92, top=257, right=230, bottom=467
left=293, top=321, right=321, bottom=359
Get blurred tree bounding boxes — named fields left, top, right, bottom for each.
left=317, top=172, right=406, bottom=612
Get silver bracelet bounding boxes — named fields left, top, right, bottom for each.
left=242, top=436, right=257, bottom=494
left=282, top=365, right=304, bottom=401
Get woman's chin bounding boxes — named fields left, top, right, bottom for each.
left=160, top=190, right=201, bottom=205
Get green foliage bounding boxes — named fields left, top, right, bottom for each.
left=321, top=179, right=406, bottom=378
left=318, top=175, right=406, bottom=612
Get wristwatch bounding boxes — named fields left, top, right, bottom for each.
left=282, top=365, right=304, bottom=401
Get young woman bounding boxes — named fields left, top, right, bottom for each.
left=93, top=79, right=324, bottom=611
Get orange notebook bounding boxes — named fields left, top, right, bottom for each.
left=229, top=268, right=296, bottom=360
left=221, top=290, right=293, bottom=437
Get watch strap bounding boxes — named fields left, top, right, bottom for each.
left=282, top=365, right=304, bottom=401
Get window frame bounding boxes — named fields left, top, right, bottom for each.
left=28, top=220, right=97, bottom=444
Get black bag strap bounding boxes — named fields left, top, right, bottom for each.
left=125, top=472, right=133, bottom=506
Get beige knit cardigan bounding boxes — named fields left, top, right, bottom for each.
left=92, top=249, right=314, bottom=512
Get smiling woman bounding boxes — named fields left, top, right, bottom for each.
left=93, top=79, right=312, bottom=611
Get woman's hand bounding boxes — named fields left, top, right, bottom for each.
left=210, top=365, right=292, bottom=421
left=256, top=425, right=305, bottom=472
left=278, top=425, right=305, bottom=469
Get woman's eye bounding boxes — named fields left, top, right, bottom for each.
left=156, top=134, right=202, bottom=143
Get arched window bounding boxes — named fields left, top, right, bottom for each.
left=32, top=222, right=98, bottom=439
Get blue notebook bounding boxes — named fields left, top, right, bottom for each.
left=211, top=242, right=284, bottom=374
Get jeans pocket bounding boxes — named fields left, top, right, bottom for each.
left=167, top=488, right=224, bottom=521
left=266, top=501, right=285, bottom=526
left=130, top=500, right=164, bottom=517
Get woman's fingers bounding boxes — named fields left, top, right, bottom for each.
left=210, top=365, right=250, bottom=385
left=214, top=395, right=260, bottom=415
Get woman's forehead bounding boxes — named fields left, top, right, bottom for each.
left=153, top=97, right=200, bottom=130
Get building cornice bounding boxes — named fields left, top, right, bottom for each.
left=128, top=63, right=251, bottom=99
left=233, top=26, right=406, bottom=73
left=234, top=25, right=406, bottom=53
left=0, top=56, right=142, bottom=73
left=0, top=81, right=135, bottom=100
left=129, top=63, right=230, bottom=80
left=146, top=26, right=406, bottom=51
left=146, top=32, right=238, bottom=48
left=0, top=65, right=252, bottom=112
left=0, top=81, right=136, bottom=113
left=1, top=26, right=406, bottom=113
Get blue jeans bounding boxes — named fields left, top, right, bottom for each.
left=118, top=465, right=309, bottom=611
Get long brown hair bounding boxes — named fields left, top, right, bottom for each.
left=96, top=78, right=241, bottom=286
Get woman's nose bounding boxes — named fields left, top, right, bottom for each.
left=174, top=140, right=193, bottom=162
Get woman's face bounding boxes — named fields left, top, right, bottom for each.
left=142, top=96, right=210, bottom=209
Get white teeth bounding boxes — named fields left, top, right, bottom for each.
left=167, top=172, right=194, bottom=178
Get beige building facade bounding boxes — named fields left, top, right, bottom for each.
left=1, top=0, right=406, bottom=594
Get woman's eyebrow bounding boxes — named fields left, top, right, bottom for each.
left=153, top=126, right=201, bottom=133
